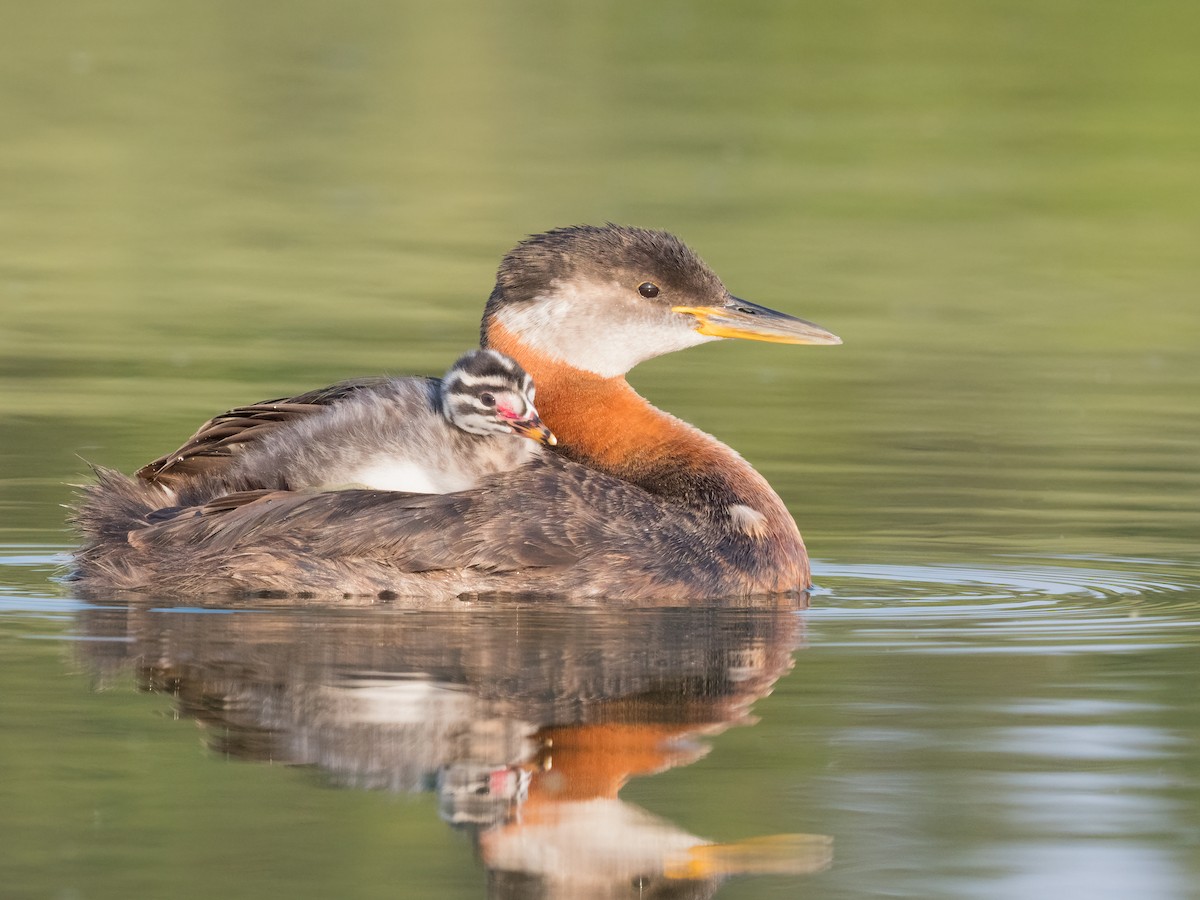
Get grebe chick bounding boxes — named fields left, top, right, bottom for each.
left=145, top=350, right=555, bottom=497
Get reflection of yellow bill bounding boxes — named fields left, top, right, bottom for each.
left=664, top=833, right=834, bottom=879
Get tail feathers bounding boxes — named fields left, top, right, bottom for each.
left=71, top=466, right=172, bottom=545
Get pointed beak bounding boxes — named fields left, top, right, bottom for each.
left=509, top=415, right=558, bottom=446
left=672, top=297, right=841, bottom=345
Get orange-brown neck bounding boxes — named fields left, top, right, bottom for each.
left=487, top=322, right=800, bottom=537
left=489, top=324, right=688, bottom=470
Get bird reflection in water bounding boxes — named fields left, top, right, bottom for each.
left=77, top=597, right=832, bottom=898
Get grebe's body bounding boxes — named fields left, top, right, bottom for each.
left=72, top=225, right=840, bottom=601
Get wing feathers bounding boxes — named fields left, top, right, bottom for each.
left=135, top=378, right=396, bottom=488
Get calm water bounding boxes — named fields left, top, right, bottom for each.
left=2, top=2, right=1199, bottom=898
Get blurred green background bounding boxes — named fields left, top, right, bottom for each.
left=2, top=2, right=1199, bottom=898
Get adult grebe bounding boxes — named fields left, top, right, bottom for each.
left=72, top=225, right=840, bottom=600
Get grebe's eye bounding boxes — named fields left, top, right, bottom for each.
left=479, top=392, right=496, bottom=408
left=637, top=282, right=660, bottom=299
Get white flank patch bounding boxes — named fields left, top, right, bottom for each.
left=729, top=504, right=769, bottom=538
left=339, top=461, right=472, bottom=494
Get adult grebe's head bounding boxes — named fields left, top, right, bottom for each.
left=441, top=350, right=556, bottom=446
left=481, top=224, right=841, bottom=378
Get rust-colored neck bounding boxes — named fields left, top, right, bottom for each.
left=489, top=324, right=685, bottom=471
left=486, top=321, right=800, bottom=536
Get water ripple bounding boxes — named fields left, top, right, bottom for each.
left=1, top=547, right=1198, bottom=631
left=808, top=557, right=1200, bottom=653
left=813, top=557, right=1200, bottom=603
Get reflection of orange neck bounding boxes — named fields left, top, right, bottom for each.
left=525, top=723, right=697, bottom=806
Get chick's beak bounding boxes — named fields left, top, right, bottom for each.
left=672, top=297, right=841, bottom=345
left=509, top=415, right=558, bottom=446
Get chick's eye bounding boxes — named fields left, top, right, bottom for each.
left=479, top=393, right=496, bottom=408
left=637, top=282, right=660, bottom=299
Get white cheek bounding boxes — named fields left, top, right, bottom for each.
left=494, top=281, right=719, bottom=377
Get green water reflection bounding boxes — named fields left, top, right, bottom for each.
left=2, top=0, right=1199, bottom=897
